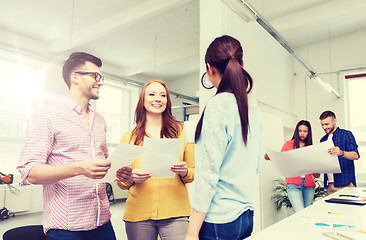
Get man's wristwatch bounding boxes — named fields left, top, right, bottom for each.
left=340, top=150, right=344, bottom=157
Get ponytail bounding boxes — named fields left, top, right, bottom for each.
left=195, top=58, right=253, bottom=145
left=195, top=35, right=253, bottom=145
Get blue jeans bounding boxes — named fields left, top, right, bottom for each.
left=47, top=221, right=116, bottom=240
left=287, top=178, right=315, bottom=213
left=199, top=210, right=253, bottom=240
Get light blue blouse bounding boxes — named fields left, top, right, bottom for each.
left=192, top=92, right=262, bottom=223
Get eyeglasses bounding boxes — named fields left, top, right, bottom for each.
left=74, top=71, right=104, bottom=84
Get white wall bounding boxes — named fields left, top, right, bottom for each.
left=168, top=72, right=199, bottom=98
left=168, top=72, right=199, bottom=121
left=294, top=28, right=366, bottom=141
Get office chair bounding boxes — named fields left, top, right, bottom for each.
left=2, top=225, right=46, bottom=240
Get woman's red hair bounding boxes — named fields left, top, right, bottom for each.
left=130, top=79, right=181, bottom=145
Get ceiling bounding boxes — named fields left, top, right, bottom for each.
left=0, top=0, right=365, bottom=95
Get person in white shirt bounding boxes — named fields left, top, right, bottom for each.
left=185, top=35, right=262, bottom=240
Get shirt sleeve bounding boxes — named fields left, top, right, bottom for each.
left=344, top=131, right=359, bottom=157
left=192, top=95, right=230, bottom=213
left=16, top=113, right=54, bottom=186
left=180, top=130, right=195, bottom=184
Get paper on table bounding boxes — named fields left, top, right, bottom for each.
left=89, top=143, right=144, bottom=184
left=266, top=139, right=341, bottom=178
left=140, top=138, right=183, bottom=178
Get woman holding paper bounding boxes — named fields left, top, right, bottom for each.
left=265, top=120, right=320, bottom=213
left=116, top=79, right=195, bottom=240
left=185, top=35, right=262, bottom=240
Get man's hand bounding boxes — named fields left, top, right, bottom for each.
left=78, top=158, right=111, bottom=179
left=116, top=166, right=133, bottom=182
left=328, top=147, right=342, bottom=156
left=170, top=162, right=188, bottom=177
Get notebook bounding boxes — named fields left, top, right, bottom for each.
left=325, top=198, right=366, bottom=206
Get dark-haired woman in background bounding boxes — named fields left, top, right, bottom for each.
left=185, top=35, right=262, bottom=240
left=266, top=120, right=319, bottom=213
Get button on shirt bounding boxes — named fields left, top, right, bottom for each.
left=320, top=127, right=359, bottom=187
left=17, top=97, right=111, bottom=233
left=192, top=93, right=262, bottom=224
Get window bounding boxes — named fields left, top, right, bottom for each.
left=345, top=73, right=366, bottom=171
left=0, top=58, right=51, bottom=172
left=0, top=54, right=139, bottom=172
left=96, top=80, right=139, bottom=148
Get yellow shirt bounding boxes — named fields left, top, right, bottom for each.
left=117, top=129, right=195, bottom=222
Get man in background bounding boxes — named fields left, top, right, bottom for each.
left=17, top=52, right=117, bottom=240
left=319, top=110, right=360, bottom=195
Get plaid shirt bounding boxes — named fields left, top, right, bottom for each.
left=320, top=127, right=359, bottom=187
left=17, top=97, right=111, bottom=233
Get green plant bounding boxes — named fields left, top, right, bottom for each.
left=313, top=179, right=327, bottom=201
left=271, top=179, right=292, bottom=212
left=271, top=178, right=327, bottom=212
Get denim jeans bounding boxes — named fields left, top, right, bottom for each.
left=199, top=210, right=253, bottom=240
left=287, top=178, right=315, bottom=213
left=47, top=221, right=116, bottom=240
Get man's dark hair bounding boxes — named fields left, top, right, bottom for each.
left=62, top=52, right=102, bottom=88
left=319, top=110, right=336, bottom=120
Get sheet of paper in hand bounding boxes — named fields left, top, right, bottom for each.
left=266, top=139, right=341, bottom=178
left=140, top=138, right=183, bottom=178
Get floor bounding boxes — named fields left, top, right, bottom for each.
left=0, top=199, right=128, bottom=240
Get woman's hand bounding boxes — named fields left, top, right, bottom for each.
left=130, top=169, right=151, bottom=183
left=312, top=173, right=321, bottom=178
left=116, top=166, right=133, bottom=182
left=170, top=162, right=188, bottom=178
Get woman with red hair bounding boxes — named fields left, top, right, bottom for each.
left=116, top=79, right=195, bottom=240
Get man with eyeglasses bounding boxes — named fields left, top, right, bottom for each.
left=17, top=52, right=120, bottom=240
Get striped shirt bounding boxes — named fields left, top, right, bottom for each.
left=17, top=97, right=111, bottom=233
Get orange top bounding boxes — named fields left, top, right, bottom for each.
left=117, top=129, right=195, bottom=222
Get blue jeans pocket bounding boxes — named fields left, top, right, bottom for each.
left=200, top=210, right=253, bottom=240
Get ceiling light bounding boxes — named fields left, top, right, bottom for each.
left=309, top=75, right=340, bottom=98
left=221, top=0, right=257, bottom=22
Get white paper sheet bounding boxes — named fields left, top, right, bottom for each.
left=140, top=138, right=183, bottom=178
left=90, top=143, right=144, bottom=184
left=266, top=140, right=341, bottom=178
